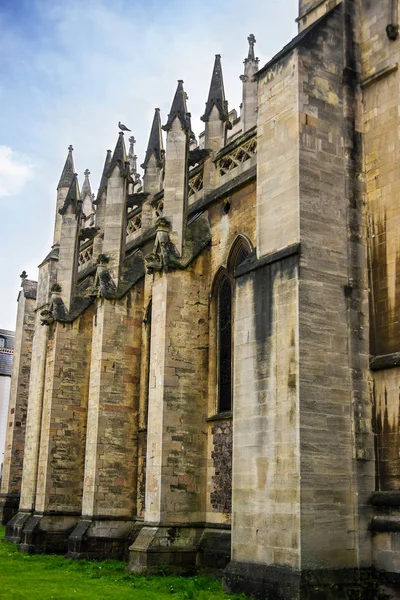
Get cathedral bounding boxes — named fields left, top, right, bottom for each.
left=1, top=1, right=400, bottom=598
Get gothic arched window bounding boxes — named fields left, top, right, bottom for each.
left=218, top=276, right=233, bottom=412
left=213, top=235, right=253, bottom=415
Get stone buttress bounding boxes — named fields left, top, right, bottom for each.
left=0, top=278, right=37, bottom=524
left=128, top=81, right=211, bottom=572
left=68, top=132, right=144, bottom=558
left=223, top=3, right=374, bottom=599
left=4, top=4, right=400, bottom=596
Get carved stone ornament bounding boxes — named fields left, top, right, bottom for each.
left=40, top=309, right=54, bottom=326
left=97, top=253, right=110, bottom=265
left=144, top=252, right=163, bottom=274
left=95, top=264, right=117, bottom=298
left=144, top=217, right=180, bottom=274
left=387, top=23, right=399, bottom=40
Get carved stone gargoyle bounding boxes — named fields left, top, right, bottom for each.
left=145, top=252, right=163, bottom=274
left=145, top=217, right=180, bottom=274
left=40, top=284, right=67, bottom=325
left=93, top=255, right=117, bottom=298
left=40, top=309, right=54, bottom=326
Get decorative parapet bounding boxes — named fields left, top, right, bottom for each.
left=188, top=167, right=204, bottom=198
left=152, top=193, right=164, bottom=219
left=126, top=209, right=142, bottom=238
left=78, top=240, right=94, bottom=270
left=215, top=130, right=257, bottom=177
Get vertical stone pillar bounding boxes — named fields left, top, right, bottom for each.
left=136, top=279, right=154, bottom=520
left=0, top=279, right=36, bottom=524
left=128, top=261, right=209, bottom=573
left=163, top=118, right=188, bottom=256
left=16, top=308, right=94, bottom=554
left=102, top=133, right=128, bottom=287
left=93, top=150, right=112, bottom=260
left=141, top=108, right=164, bottom=231
left=68, top=287, right=143, bottom=559
left=5, top=256, right=57, bottom=542
left=162, top=81, right=191, bottom=256
left=240, top=35, right=259, bottom=133
left=57, top=174, right=81, bottom=312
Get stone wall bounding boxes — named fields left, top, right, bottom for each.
left=145, top=257, right=210, bottom=524
left=1, top=291, right=35, bottom=497
left=34, top=309, right=93, bottom=514
left=232, top=258, right=300, bottom=570
left=82, top=288, right=143, bottom=518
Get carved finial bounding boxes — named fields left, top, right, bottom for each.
left=129, top=136, right=136, bottom=155
left=20, top=270, right=28, bottom=282
left=68, top=145, right=74, bottom=152
left=84, top=168, right=90, bottom=177
left=247, top=34, right=256, bottom=62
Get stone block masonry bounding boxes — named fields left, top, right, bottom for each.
left=3, top=1, right=400, bottom=597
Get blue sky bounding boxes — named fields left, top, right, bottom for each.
left=0, top=0, right=298, bottom=330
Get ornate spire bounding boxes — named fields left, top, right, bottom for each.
left=107, top=131, right=127, bottom=176
left=81, top=169, right=92, bottom=200
left=59, top=173, right=81, bottom=215
left=201, top=55, right=229, bottom=123
left=163, top=80, right=191, bottom=133
left=81, top=169, right=95, bottom=220
left=94, top=150, right=112, bottom=204
left=142, top=108, right=164, bottom=169
left=57, top=145, right=75, bottom=190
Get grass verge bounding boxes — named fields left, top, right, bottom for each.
left=0, top=526, right=247, bottom=600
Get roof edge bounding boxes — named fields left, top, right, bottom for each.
left=255, top=4, right=340, bottom=80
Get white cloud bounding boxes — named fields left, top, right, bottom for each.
left=0, top=146, right=35, bottom=198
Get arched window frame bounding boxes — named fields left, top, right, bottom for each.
left=209, top=235, right=254, bottom=416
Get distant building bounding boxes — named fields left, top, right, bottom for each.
left=0, top=329, right=15, bottom=477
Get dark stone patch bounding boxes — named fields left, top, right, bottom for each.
left=210, top=419, right=232, bottom=514
left=0, top=493, right=20, bottom=525
left=223, top=562, right=390, bottom=600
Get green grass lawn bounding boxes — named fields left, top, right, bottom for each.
left=0, top=527, right=247, bottom=600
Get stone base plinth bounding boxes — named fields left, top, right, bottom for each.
left=11, top=513, right=80, bottom=555
left=128, top=525, right=205, bottom=574
left=222, top=562, right=391, bottom=600
left=67, top=518, right=140, bottom=560
left=5, top=510, right=31, bottom=544
left=197, top=528, right=231, bottom=571
left=0, top=493, right=20, bottom=525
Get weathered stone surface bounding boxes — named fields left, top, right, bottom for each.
left=5, top=1, right=400, bottom=597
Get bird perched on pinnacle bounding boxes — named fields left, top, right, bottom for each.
left=118, top=121, right=131, bottom=132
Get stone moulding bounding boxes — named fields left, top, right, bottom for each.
left=234, top=242, right=301, bottom=278
left=370, top=351, right=400, bottom=371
